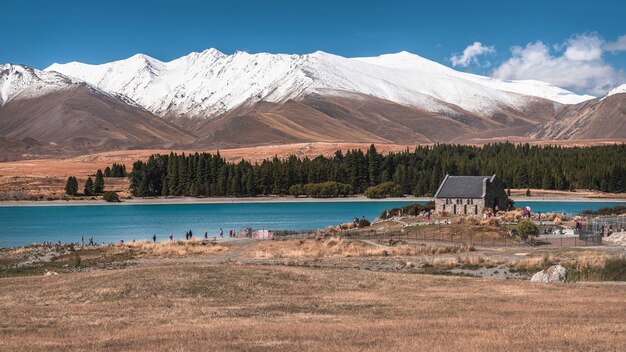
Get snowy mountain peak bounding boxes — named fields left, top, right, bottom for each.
left=44, top=48, right=596, bottom=120
left=606, top=84, right=626, bottom=97
left=355, top=51, right=452, bottom=74
left=1, top=63, right=76, bottom=106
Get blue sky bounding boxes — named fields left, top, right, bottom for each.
left=2, top=0, right=625, bottom=94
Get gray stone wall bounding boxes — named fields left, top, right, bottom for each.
left=435, top=198, right=484, bottom=215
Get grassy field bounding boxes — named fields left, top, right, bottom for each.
left=1, top=263, right=625, bottom=351
left=2, top=237, right=626, bottom=351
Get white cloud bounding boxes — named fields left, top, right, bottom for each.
left=450, top=42, right=495, bottom=67
left=492, top=34, right=625, bottom=96
left=564, top=34, right=603, bottom=61
left=604, top=34, right=626, bottom=52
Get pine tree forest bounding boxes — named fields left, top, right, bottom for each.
left=128, top=143, right=626, bottom=197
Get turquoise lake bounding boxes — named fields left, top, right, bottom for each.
left=1, top=200, right=624, bottom=248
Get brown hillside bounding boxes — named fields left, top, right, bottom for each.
left=0, top=84, right=196, bottom=147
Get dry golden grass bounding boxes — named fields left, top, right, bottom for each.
left=1, top=264, right=625, bottom=351
left=0, top=142, right=412, bottom=197
left=247, top=237, right=474, bottom=259
left=126, top=239, right=228, bottom=257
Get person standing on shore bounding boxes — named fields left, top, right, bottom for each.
left=205, top=231, right=208, bottom=239
left=153, top=234, right=157, bottom=243
left=220, top=228, right=224, bottom=238
left=81, top=236, right=84, bottom=247
left=169, top=233, right=173, bottom=241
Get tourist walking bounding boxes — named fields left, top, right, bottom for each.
left=169, top=233, right=173, bottom=241
left=81, top=235, right=84, bottom=246
left=220, top=228, right=224, bottom=238
left=89, top=236, right=94, bottom=246
left=204, top=231, right=208, bottom=239
left=153, top=234, right=157, bottom=243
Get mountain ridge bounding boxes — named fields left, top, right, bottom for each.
left=44, top=49, right=594, bottom=121
left=1, top=49, right=624, bottom=158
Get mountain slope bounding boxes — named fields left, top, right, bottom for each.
left=0, top=64, right=195, bottom=148
left=1, top=49, right=623, bottom=154
left=530, top=92, right=626, bottom=140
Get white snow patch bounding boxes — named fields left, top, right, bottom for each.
left=43, top=49, right=595, bottom=119
left=606, top=84, right=626, bottom=97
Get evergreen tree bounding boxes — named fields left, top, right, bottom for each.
left=84, top=177, right=95, bottom=196
left=65, top=176, right=78, bottom=196
left=367, top=144, right=381, bottom=186
left=94, top=169, right=105, bottom=194
left=541, top=171, right=554, bottom=189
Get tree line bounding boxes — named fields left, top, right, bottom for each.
left=65, top=165, right=127, bottom=196
left=128, top=143, right=626, bottom=198
left=104, top=163, right=127, bottom=178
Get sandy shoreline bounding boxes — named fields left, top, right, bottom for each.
left=0, top=196, right=428, bottom=207
left=0, top=195, right=625, bottom=207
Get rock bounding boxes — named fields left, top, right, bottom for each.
left=44, top=270, right=59, bottom=276
left=530, top=265, right=567, bottom=283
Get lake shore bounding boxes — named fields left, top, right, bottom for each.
left=0, top=194, right=625, bottom=207
left=0, top=195, right=428, bottom=207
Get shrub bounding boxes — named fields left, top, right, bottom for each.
left=103, top=191, right=121, bottom=202
left=516, top=220, right=539, bottom=241
left=300, top=181, right=353, bottom=198
left=581, top=205, right=626, bottom=216
left=365, top=182, right=403, bottom=199
left=288, top=184, right=304, bottom=197
left=603, top=258, right=626, bottom=281
left=380, top=202, right=435, bottom=219
left=358, top=219, right=371, bottom=228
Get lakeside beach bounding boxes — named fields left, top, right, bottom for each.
left=1, top=194, right=625, bottom=207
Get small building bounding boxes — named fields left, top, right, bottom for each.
left=433, top=174, right=508, bottom=215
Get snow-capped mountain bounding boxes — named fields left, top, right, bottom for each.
left=45, top=49, right=594, bottom=121
left=0, top=64, right=194, bottom=150
left=2, top=49, right=624, bottom=156
left=606, top=84, right=626, bottom=97
left=0, top=64, right=77, bottom=106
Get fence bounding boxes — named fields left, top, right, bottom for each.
left=271, top=223, right=604, bottom=248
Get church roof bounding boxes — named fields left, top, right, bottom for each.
left=434, top=174, right=496, bottom=198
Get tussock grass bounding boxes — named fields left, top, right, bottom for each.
left=2, top=264, right=626, bottom=351
left=126, top=239, right=227, bottom=256
left=247, top=237, right=473, bottom=259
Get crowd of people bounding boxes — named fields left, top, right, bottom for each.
left=150, top=227, right=242, bottom=243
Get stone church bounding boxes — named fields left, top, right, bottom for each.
left=434, top=174, right=508, bottom=215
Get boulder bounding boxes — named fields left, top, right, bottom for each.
left=530, top=265, right=567, bottom=283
